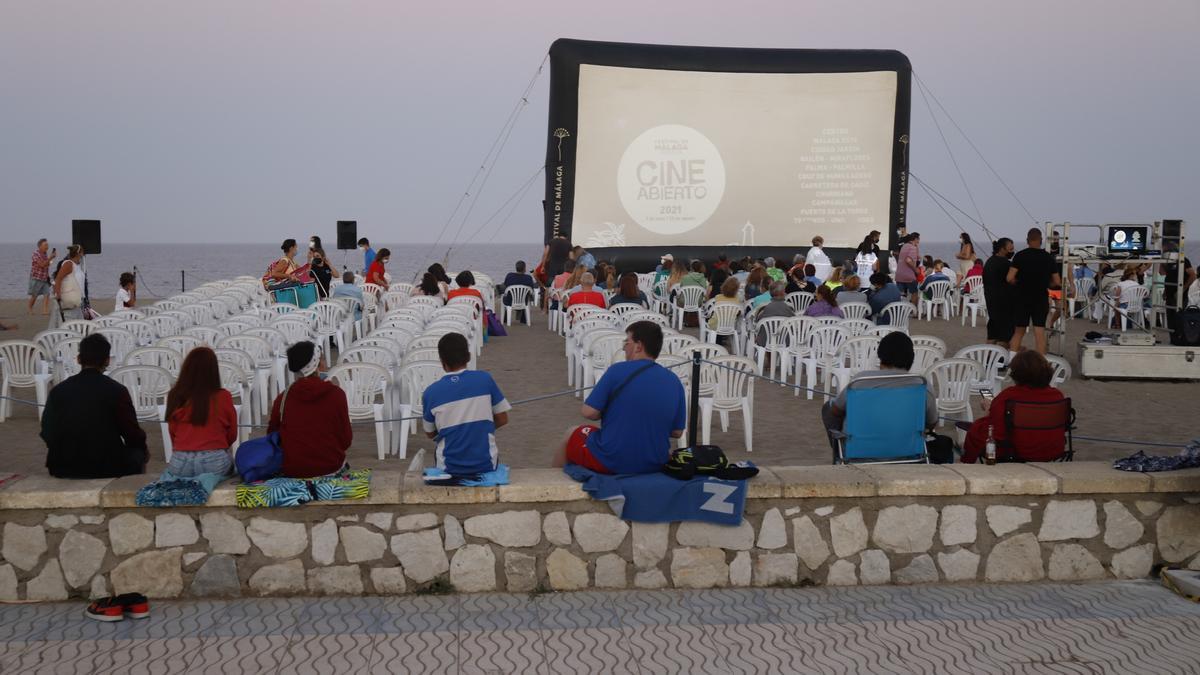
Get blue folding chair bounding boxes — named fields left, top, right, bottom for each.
left=833, top=374, right=929, bottom=464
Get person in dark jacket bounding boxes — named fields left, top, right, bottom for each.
left=267, top=341, right=352, bottom=477
left=41, top=333, right=148, bottom=478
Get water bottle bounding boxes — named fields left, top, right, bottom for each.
left=985, top=425, right=997, bottom=465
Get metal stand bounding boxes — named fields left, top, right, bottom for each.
left=687, top=351, right=701, bottom=448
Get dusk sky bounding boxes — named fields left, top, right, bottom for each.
left=1, top=1, right=1196, bottom=247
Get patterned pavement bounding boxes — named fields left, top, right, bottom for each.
left=2, top=581, right=1199, bottom=674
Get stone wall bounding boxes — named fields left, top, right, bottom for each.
left=1, top=463, right=1199, bottom=600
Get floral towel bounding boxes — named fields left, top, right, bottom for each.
left=1113, top=440, right=1200, bottom=472
left=236, top=468, right=371, bottom=508
left=135, top=471, right=224, bottom=507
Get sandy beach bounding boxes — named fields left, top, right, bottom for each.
left=0, top=295, right=1195, bottom=478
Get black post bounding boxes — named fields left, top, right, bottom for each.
left=687, top=351, right=701, bottom=449
left=181, top=270, right=185, bottom=293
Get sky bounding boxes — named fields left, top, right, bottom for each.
left=1, top=0, right=1197, bottom=247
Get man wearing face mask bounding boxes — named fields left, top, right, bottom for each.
left=983, top=237, right=1016, bottom=346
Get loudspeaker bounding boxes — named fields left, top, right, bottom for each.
left=337, top=221, right=358, bottom=250
left=72, top=220, right=102, bottom=255
left=1163, top=219, right=1182, bottom=240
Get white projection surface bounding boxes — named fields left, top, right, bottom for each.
left=572, top=65, right=898, bottom=249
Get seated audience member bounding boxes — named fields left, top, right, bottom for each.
left=743, top=265, right=768, bottom=300
left=708, top=268, right=730, bottom=299
left=428, top=263, right=453, bottom=297
left=821, top=332, right=937, bottom=456
left=448, top=270, right=488, bottom=333
left=804, top=263, right=822, bottom=289
left=708, top=276, right=742, bottom=329
left=415, top=272, right=446, bottom=301
left=920, top=260, right=952, bottom=295
left=961, top=350, right=1068, bottom=463
left=268, top=341, right=352, bottom=477
left=502, top=261, right=535, bottom=305
left=713, top=253, right=729, bottom=271
left=41, top=333, right=148, bottom=478
left=422, top=333, right=511, bottom=475
left=804, top=284, right=844, bottom=318
left=330, top=271, right=364, bottom=321
left=554, top=321, right=686, bottom=474
left=835, top=275, right=868, bottom=305
left=966, top=258, right=985, bottom=281
left=867, top=272, right=902, bottom=324
left=164, top=347, right=238, bottom=477
left=787, top=253, right=807, bottom=277
left=653, top=253, right=674, bottom=286
left=755, top=282, right=795, bottom=345
left=679, top=260, right=710, bottom=293
left=365, top=248, right=390, bottom=287
left=732, top=260, right=750, bottom=284
left=764, top=257, right=785, bottom=282
left=609, top=272, right=650, bottom=309
left=823, top=267, right=844, bottom=291
left=115, top=272, right=137, bottom=309
left=786, top=265, right=816, bottom=294
left=567, top=272, right=607, bottom=310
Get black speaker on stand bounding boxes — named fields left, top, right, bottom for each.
left=72, top=220, right=102, bottom=254
left=337, top=221, right=358, bottom=250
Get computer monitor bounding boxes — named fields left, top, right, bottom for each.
left=1103, top=224, right=1150, bottom=255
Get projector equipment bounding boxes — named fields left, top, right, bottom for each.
left=1102, top=224, right=1150, bottom=256
left=336, top=221, right=358, bottom=250
left=1114, top=332, right=1156, bottom=347
left=72, top=219, right=102, bottom=255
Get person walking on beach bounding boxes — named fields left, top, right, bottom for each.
left=1007, top=228, right=1061, bottom=355
left=28, top=239, right=56, bottom=316
left=358, top=238, right=375, bottom=275
left=983, top=238, right=1015, bottom=346
left=955, top=233, right=976, bottom=284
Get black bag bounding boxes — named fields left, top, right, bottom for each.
left=925, top=432, right=956, bottom=464
left=663, top=445, right=759, bottom=481
left=1171, top=306, right=1200, bottom=346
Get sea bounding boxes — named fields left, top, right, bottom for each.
left=3, top=240, right=1196, bottom=301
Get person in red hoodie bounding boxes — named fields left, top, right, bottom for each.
left=268, top=341, right=353, bottom=477
left=961, top=350, right=1068, bottom=463
left=164, top=347, right=239, bottom=477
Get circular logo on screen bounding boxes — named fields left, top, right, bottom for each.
left=1112, top=230, right=1127, bottom=244
left=617, top=124, right=726, bottom=235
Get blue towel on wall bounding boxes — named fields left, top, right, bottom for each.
left=423, top=464, right=510, bottom=487
left=562, top=463, right=748, bottom=525
left=135, top=470, right=225, bottom=507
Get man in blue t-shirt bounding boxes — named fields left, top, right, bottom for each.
left=358, top=237, right=376, bottom=275
left=554, top=321, right=686, bottom=474
left=422, top=333, right=511, bottom=475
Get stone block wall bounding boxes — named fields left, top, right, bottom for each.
left=1, top=463, right=1200, bottom=600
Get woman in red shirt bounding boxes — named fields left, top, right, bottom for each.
left=165, top=347, right=239, bottom=477
left=365, top=247, right=390, bottom=288
left=962, top=350, right=1068, bottom=463
left=447, top=270, right=488, bottom=338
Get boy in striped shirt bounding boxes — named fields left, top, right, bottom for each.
left=422, top=333, right=511, bottom=475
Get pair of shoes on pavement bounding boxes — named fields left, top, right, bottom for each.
left=85, top=593, right=150, bottom=622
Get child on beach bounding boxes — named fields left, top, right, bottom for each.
left=115, top=272, right=136, bottom=309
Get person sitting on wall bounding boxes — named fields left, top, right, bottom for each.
left=553, top=321, right=685, bottom=475
left=267, top=341, right=352, bottom=477
left=422, top=333, right=511, bottom=476
left=41, top=333, right=148, bottom=479
left=821, top=332, right=938, bottom=461
left=960, top=350, right=1068, bottom=463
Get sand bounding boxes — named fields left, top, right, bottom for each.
left=0, top=296, right=1196, bottom=477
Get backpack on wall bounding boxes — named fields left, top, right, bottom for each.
left=1172, top=306, right=1200, bottom=346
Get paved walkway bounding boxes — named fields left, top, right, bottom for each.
left=2, top=580, right=1199, bottom=673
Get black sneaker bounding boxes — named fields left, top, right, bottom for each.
left=85, top=597, right=125, bottom=622
left=116, top=592, right=150, bottom=619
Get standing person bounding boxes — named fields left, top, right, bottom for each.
left=573, top=245, right=596, bottom=271
left=895, top=233, right=922, bottom=304
left=365, top=248, right=390, bottom=288
left=28, top=239, right=56, bottom=316
left=358, top=238, right=376, bottom=275
left=854, top=237, right=879, bottom=287
left=955, top=233, right=976, bottom=284
left=307, top=236, right=333, bottom=298
left=1007, top=228, right=1061, bottom=355
left=545, top=236, right=572, bottom=278
left=807, top=236, right=832, bottom=281
left=115, top=272, right=137, bottom=310
left=983, top=238, right=1016, bottom=346
left=164, top=347, right=239, bottom=477
left=553, top=321, right=686, bottom=475
left=421, top=333, right=511, bottom=476
left=41, top=334, right=148, bottom=479
left=51, top=245, right=86, bottom=327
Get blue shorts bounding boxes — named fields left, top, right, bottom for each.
left=897, top=281, right=919, bottom=295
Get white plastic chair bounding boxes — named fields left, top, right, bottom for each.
left=501, top=286, right=535, bottom=327
left=911, top=345, right=941, bottom=375
left=0, top=341, right=52, bottom=422
left=656, top=354, right=692, bottom=449
left=395, top=361, right=445, bottom=460
left=1047, top=354, right=1072, bottom=387
left=752, top=316, right=793, bottom=380
left=698, top=355, right=756, bottom=452
left=830, top=336, right=882, bottom=393
left=702, top=301, right=743, bottom=354
left=924, top=358, right=982, bottom=427
left=49, top=336, right=83, bottom=384
left=124, top=346, right=183, bottom=375
left=673, top=286, right=708, bottom=330
left=587, top=333, right=626, bottom=388
left=840, top=318, right=875, bottom=337
left=116, top=320, right=158, bottom=347
left=311, top=301, right=350, bottom=357
left=910, top=335, right=947, bottom=358
left=1111, top=285, right=1149, bottom=330
left=785, top=292, right=815, bottom=315
left=95, top=328, right=137, bottom=364
left=108, top=365, right=174, bottom=422
left=954, top=344, right=1009, bottom=395
left=145, top=314, right=183, bottom=339
left=661, top=333, right=700, bottom=357
left=918, top=280, right=953, bottom=321
left=269, top=317, right=314, bottom=346
left=156, top=335, right=203, bottom=357
left=60, top=320, right=95, bottom=336
left=33, top=330, right=75, bottom=378
left=840, top=302, right=872, bottom=321
left=327, top=362, right=392, bottom=460
left=881, top=302, right=916, bottom=332
left=960, top=283, right=987, bottom=327
left=799, top=325, right=848, bottom=401
left=1070, top=277, right=1096, bottom=319
left=218, top=334, right=276, bottom=416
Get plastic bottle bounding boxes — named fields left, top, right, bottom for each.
left=985, top=425, right=997, bottom=465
